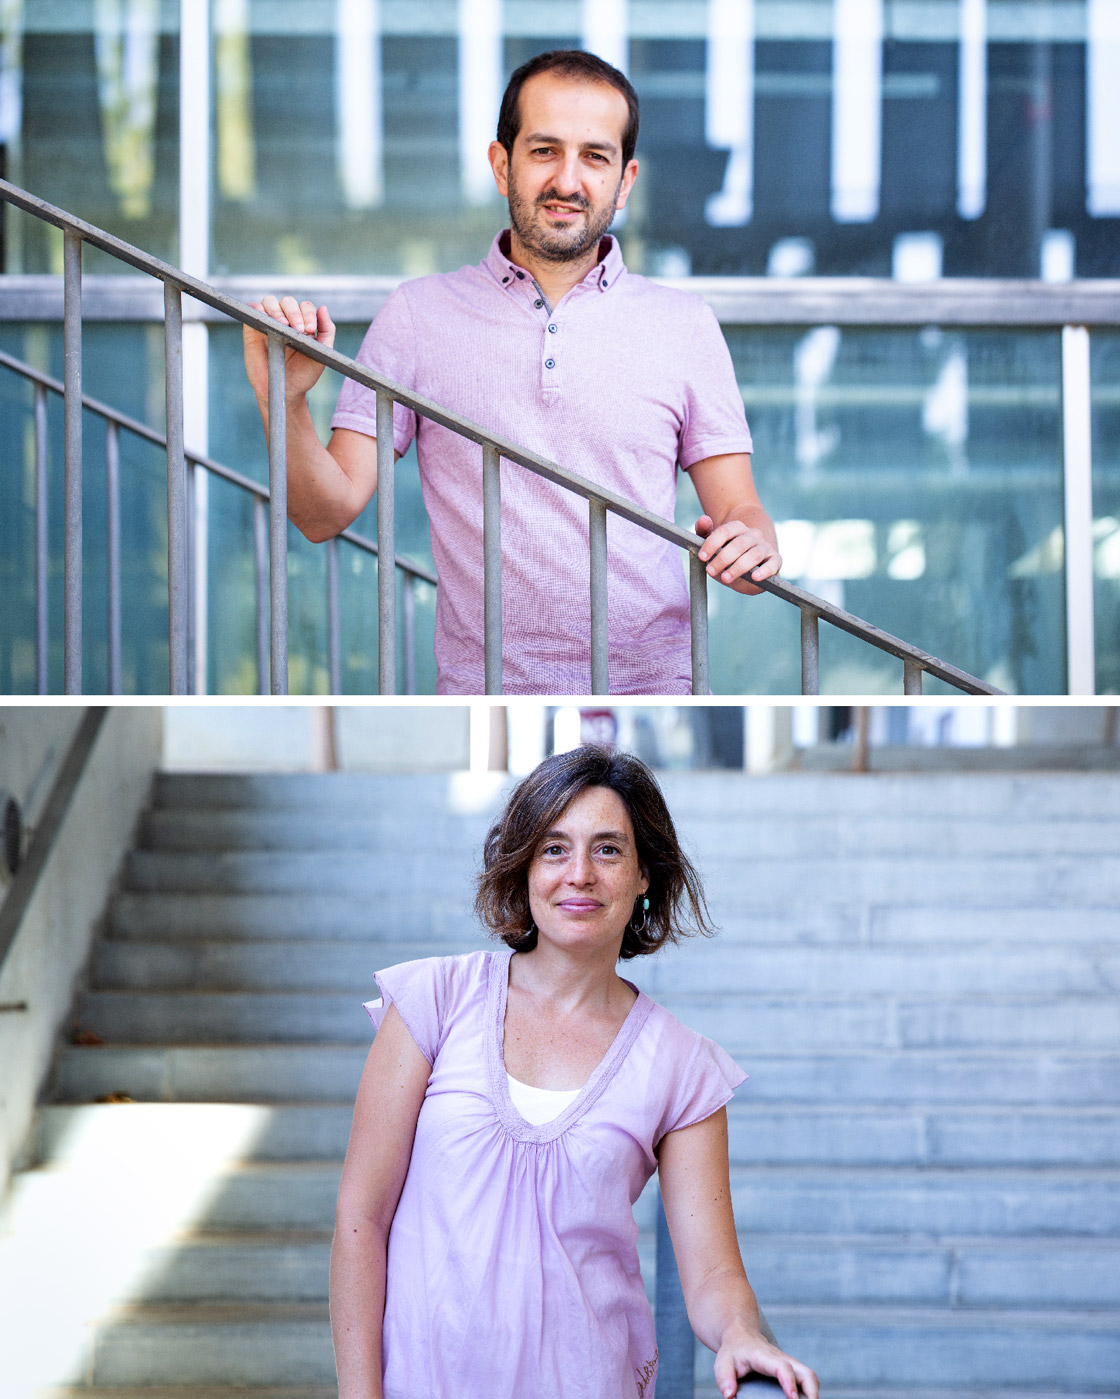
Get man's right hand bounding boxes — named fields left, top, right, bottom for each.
left=243, top=295, right=336, bottom=405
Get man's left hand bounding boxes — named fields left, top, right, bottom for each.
left=695, top=515, right=782, bottom=595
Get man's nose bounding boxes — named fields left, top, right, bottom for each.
left=556, top=150, right=583, bottom=193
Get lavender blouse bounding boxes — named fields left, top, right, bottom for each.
left=363, top=947, right=746, bottom=1399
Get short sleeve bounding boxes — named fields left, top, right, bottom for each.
left=678, top=299, right=753, bottom=469
left=657, top=1032, right=747, bottom=1141
left=331, top=284, right=419, bottom=456
left=363, top=956, right=446, bottom=1065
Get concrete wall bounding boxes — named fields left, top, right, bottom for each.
left=162, top=705, right=471, bottom=771
left=0, top=708, right=163, bottom=1190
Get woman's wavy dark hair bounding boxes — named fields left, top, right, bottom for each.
left=475, top=745, right=714, bottom=960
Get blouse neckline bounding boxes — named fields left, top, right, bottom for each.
left=486, top=945, right=653, bottom=1144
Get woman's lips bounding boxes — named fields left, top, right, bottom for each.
left=557, top=899, right=601, bottom=910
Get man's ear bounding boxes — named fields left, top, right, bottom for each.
left=616, top=158, right=639, bottom=210
left=489, top=141, right=511, bottom=198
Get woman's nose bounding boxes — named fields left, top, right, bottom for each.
left=567, top=849, right=595, bottom=884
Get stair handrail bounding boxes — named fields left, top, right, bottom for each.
left=0, top=178, right=1004, bottom=698
left=0, top=708, right=108, bottom=988
left=0, top=346, right=436, bottom=696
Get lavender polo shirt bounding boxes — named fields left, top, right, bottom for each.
left=331, top=232, right=752, bottom=695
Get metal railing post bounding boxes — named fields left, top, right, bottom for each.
left=34, top=381, right=48, bottom=695
left=688, top=553, right=709, bottom=696
left=164, top=281, right=189, bottom=694
left=483, top=443, right=503, bottom=695
left=903, top=659, right=923, bottom=695
left=654, top=1193, right=693, bottom=1398
left=589, top=498, right=609, bottom=694
left=327, top=534, right=342, bottom=695
left=266, top=334, right=289, bottom=694
left=800, top=607, right=820, bottom=695
left=63, top=230, right=83, bottom=694
left=106, top=420, right=122, bottom=695
left=187, top=458, right=198, bottom=695
left=253, top=494, right=269, bottom=696
left=376, top=389, right=396, bottom=694
left=403, top=573, right=417, bottom=696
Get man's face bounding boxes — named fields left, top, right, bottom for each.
left=489, top=72, right=638, bottom=263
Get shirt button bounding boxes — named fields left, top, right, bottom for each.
left=533, top=298, right=543, bottom=309
left=547, top=323, right=558, bottom=333
left=545, top=357, right=556, bottom=369
left=515, top=271, right=525, bottom=279
left=602, top=278, right=609, bottom=287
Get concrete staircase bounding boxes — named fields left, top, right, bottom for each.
left=5, top=769, right=1120, bottom=1398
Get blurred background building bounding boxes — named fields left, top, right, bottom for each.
left=1, top=0, right=1118, bottom=694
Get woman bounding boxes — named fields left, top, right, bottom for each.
left=331, top=746, right=819, bottom=1399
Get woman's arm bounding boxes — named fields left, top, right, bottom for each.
left=657, top=1109, right=819, bottom=1399
left=330, top=1003, right=431, bottom=1399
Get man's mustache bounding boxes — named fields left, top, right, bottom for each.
left=535, top=190, right=589, bottom=210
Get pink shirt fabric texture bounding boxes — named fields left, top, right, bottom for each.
left=331, top=233, right=752, bottom=695
left=362, top=947, right=746, bottom=1399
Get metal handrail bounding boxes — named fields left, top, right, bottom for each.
left=0, top=347, right=436, bottom=697
left=0, top=178, right=1004, bottom=697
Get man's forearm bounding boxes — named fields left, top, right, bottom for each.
left=329, top=1217, right=388, bottom=1399
left=252, top=389, right=369, bottom=543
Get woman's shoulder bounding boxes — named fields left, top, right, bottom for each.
left=637, top=994, right=747, bottom=1109
left=365, top=948, right=502, bottom=1062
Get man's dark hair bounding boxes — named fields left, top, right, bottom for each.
left=475, top=745, right=713, bottom=960
left=497, top=49, right=640, bottom=168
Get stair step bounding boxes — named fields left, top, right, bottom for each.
left=74, top=1303, right=1120, bottom=1388
left=34, top=1100, right=1120, bottom=1169
left=154, top=771, right=1120, bottom=821
left=73, top=988, right=1120, bottom=1051
left=754, top=1306, right=1120, bottom=1389
left=109, top=894, right=484, bottom=942
left=91, top=936, right=1120, bottom=998
left=107, top=893, right=1120, bottom=946
left=139, top=804, right=1120, bottom=858
left=61, top=1230, right=1120, bottom=1310
left=54, top=1044, right=1120, bottom=1106
left=124, top=848, right=1120, bottom=906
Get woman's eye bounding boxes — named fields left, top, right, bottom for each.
left=597, top=844, right=620, bottom=857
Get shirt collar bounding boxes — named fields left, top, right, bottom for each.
left=484, top=230, right=627, bottom=295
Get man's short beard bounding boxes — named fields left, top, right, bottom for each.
left=507, top=171, right=622, bottom=263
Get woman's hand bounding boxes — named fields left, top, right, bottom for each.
left=713, top=1326, right=819, bottom=1399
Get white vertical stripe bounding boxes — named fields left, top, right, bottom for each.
left=179, top=0, right=210, bottom=277
left=957, top=0, right=986, bottom=218
left=582, top=0, right=628, bottom=74
left=705, top=0, right=754, bottom=226
left=1087, top=0, right=1120, bottom=215
left=337, top=0, right=383, bottom=208
left=830, top=0, right=882, bottom=224
left=1062, top=325, right=1096, bottom=696
left=459, top=0, right=502, bottom=206
left=0, top=0, right=23, bottom=144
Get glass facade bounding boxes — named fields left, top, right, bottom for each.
left=4, top=1, right=1118, bottom=279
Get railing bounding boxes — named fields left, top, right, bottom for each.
left=0, top=347, right=436, bottom=697
left=655, top=1194, right=784, bottom=1396
left=0, top=179, right=1004, bottom=697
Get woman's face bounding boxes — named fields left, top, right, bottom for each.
left=526, top=785, right=649, bottom=956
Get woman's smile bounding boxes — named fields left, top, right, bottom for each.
left=527, top=786, right=649, bottom=951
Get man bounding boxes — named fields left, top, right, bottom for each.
left=242, top=49, right=780, bottom=694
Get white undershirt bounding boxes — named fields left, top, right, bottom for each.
left=506, top=1072, right=580, bottom=1125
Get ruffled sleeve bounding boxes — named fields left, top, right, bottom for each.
left=363, top=956, right=447, bottom=1065
left=656, top=1029, right=747, bottom=1142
